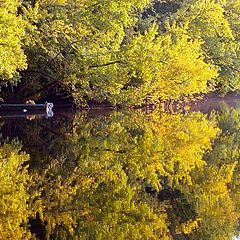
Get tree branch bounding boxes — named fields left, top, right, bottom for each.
left=89, top=60, right=122, bottom=69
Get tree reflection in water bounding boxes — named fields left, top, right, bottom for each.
left=0, top=108, right=239, bottom=239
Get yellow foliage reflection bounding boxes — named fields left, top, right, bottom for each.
left=1, top=109, right=240, bottom=239
left=0, top=141, right=31, bottom=239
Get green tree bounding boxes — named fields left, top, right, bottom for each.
left=0, top=0, right=27, bottom=83
left=3, top=0, right=217, bottom=106
left=162, top=0, right=240, bottom=93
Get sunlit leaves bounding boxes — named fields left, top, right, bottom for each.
left=0, top=0, right=27, bottom=82
left=166, top=0, right=240, bottom=93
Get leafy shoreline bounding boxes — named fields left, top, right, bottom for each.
left=0, top=0, right=239, bottom=107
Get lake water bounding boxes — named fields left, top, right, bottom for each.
left=1, top=99, right=240, bottom=239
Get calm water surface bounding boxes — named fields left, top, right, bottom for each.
left=1, top=100, right=240, bottom=239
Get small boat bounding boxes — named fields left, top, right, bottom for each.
left=0, top=102, right=54, bottom=117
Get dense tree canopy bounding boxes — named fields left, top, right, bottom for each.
left=0, top=0, right=239, bottom=106
left=145, top=0, right=240, bottom=93
left=0, top=0, right=27, bottom=83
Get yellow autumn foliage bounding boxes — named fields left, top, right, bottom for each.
left=0, top=141, right=31, bottom=239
